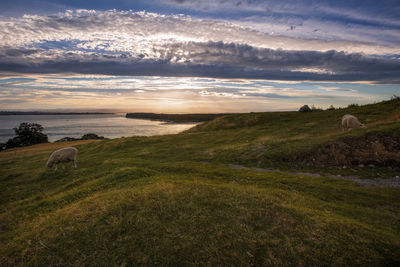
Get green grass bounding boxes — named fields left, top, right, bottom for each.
left=1, top=98, right=399, bottom=265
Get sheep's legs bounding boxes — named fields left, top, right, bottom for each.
left=73, top=160, right=77, bottom=168
left=54, top=165, right=58, bottom=172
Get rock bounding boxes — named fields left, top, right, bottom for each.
left=369, top=164, right=375, bottom=167
left=299, top=105, right=312, bottom=112
left=358, top=164, right=364, bottom=167
left=343, top=165, right=347, bottom=169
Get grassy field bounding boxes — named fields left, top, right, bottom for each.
left=1, top=99, right=399, bottom=265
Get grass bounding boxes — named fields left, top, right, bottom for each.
left=1, top=98, right=399, bottom=265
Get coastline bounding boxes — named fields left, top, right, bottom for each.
left=0, top=111, right=115, bottom=116
left=125, top=112, right=233, bottom=123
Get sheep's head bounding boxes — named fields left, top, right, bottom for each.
left=46, top=160, right=53, bottom=170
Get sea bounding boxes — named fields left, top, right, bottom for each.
left=0, top=114, right=198, bottom=143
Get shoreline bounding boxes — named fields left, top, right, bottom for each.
left=0, top=112, right=115, bottom=116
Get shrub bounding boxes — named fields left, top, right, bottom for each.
left=311, top=105, right=323, bottom=111
left=347, top=103, right=359, bottom=108
left=55, top=137, right=79, bottom=142
left=81, top=133, right=105, bottom=140
left=5, top=122, right=48, bottom=149
left=327, top=105, right=335, bottom=110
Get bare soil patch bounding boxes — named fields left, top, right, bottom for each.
left=309, top=134, right=400, bottom=167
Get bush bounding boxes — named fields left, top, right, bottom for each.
left=81, top=133, right=105, bottom=140
left=327, top=105, right=335, bottom=110
left=347, top=103, right=359, bottom=108
left=55, top=137, right=79, bottom=142
left=55, top=133, right=105, bottom=142
left=5, top=122, right=48, bottom=149
left=311, top=105, right=323, bottom=111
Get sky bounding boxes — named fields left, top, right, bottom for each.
left=0, top=0, right=399, bottom=112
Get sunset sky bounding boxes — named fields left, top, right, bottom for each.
left=0, top=0, right=399, bottom=112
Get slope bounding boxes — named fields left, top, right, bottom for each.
left=1, top=98, right=399, bottom=265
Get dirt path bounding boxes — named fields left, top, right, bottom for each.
left=229, top=164, right=400, bottom=189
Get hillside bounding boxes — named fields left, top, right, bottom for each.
left=125, top=113, right=232, bottom=122
left=1, top=98, right=400, bottom=265
left=186, top=97, right=400, bottom=177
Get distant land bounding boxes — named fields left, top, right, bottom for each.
left=0, top=111, right=115, bottom=115
left=126, top=113, right=233, bottom=122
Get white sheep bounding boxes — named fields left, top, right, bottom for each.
left=341, top=114, right=365, bottom=131
left=46, top=147, right=78, bottom=171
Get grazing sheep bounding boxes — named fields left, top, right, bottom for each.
left=342, top=114, right=365, bottom=131
left=46, top=147, right=78, bottom=171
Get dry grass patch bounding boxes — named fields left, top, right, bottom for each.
left=0, top=140, right=101, bottom=160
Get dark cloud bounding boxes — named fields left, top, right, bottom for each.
left=1, top=41, right=400, bottom=83
left=172, top=0, right=189, bottom=3
left=167, top=0, right=400, bottom=25
left=172, top=41, right=400, bottom=74
left=0, top=99, right=27, bottom=104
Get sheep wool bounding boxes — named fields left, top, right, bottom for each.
left=46, top=147, right=78, bottom=171
left=341, top=114, right=365, bottom=131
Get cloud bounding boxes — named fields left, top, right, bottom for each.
left=1, top=75, right=396, bottom=112
left=163, top=0, right=400, bottom=48
left=0, top=99, right=27, bottom=104
left=318, top=86, right=356, bottom=92
left=199, top=90, right=243, bottom=98
left=2, top=1, right=399, bottom=48
left=1, top=40, right=400, bottom=83
left=1, top=10, right=399, bottom=54
left=165, top=0, right=400, bottom=28
left=0, top=10, right=400, bottom=83
left=0, top=75, right=373, bottom=101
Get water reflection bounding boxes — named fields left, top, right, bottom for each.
left=0, top=114, right=198, bottom=142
